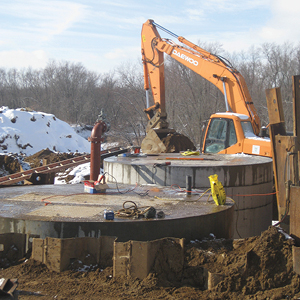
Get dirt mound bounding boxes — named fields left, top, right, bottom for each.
left=241, top=226, right=294, bottom=292
left=195, top=226, right=299, bottom=299
left=0, top=149, right=86, bottom=184
left=0, top=226, right=299, bottom=299
left=162, top=133, right=196, bottom=153
left=24, top=148, right=81, bottom=168
left=26, top=148, right=54, bottom=159
left=0, top=154, right=21, bottom=175
left=151, top=238, right=184, bottom=286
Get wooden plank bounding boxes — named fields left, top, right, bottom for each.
left=113, top=241, right=131, bottom=277
left=266, top=87, right=287, bottom=220
left=275, top=135, right=298, bottom=223
left=32, top=236, right=115, bottom=272
left=113, top=238, right=184, bottom=279
left=31, top=238, right=44, bottom=263
left=290, top=186, right=300, bottom=244
left=293, top=75, right=300, bottom=184
left=99, top=236, right=116, bottom=267
left=293, top=246, right=300, bottom=274
left=293, top=75, right=300, bottom=137
left=45, top=237, right=62, bottom=272
left=266, top=87, right=285, bottom=124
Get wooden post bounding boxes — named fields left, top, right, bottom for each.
left=266, top=87, right=286, bottom=220
left=290, top=186, right=300, bottom=245
left=274, top=135, right=298, bottom=223
left=266, top=88, right=285, bottom=126
left=293, top=75, right=300, bottom=185
left=293, top=75, right=300, bottom=138
left=289, top=76, right=300, bottom=241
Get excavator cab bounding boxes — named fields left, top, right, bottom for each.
left=203, top=113, right=271, bottom=157
left=203, top=117, right=237, bottom=154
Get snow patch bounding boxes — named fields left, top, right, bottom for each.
left=0, top=106, right=90, bottom=156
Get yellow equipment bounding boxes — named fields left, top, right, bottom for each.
left=208, top=174, right=226, bottom=205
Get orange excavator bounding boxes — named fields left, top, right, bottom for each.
left=141, top=19, right=272, bottom=157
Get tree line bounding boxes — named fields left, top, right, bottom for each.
left=0, top=42, right=299, bottom=147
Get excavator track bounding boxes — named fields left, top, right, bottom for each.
left=0, top=146, right=129, bottom=186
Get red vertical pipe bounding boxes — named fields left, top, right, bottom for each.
left=88, top=120, right=107, bottom=181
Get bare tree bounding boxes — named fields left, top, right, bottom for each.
left=0, top=41, right=298, bottom=146
left=109, top=62, right=147, bottom=146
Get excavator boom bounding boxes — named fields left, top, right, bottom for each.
left=142, top=19, right=260, bottom=135
left=141, top=19, right=271, bottom=157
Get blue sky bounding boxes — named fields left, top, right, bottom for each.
left=0, top=0, right=298, bottom=74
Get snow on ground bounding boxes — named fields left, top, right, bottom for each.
left=71, top=124, right=94, bottom=140
left=0, top=107, right=121, bottom=184
left=55, top=162, right=91, bottom=184
left=0, top=106, right=95, bottom=183
left=0, top=106, right=90, bottom=156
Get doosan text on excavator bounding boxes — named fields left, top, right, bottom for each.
left=140, top=19, right=272, bottom=157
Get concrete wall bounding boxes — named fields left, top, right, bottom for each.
left=0, top=203, right=234, bottom=242
left=104, top=155, right=273, bottom=239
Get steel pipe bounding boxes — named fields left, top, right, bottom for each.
left=88, top=120, right=107, bottom=181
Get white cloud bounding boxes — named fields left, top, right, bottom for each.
left=105, top=48, right=131, bottom=60
left=198, top=0, right=271, bottom=11
left=0, top=0, right=297, bottom=74
left=259, top=0, right=300, bottom=42
left=185, top=9, right=205, bottom=21
left=43, top=3, right=86, bottom=40
left=0, top=0, right=87, bottom=41
left=0, top=50, right=48, bottom=69
left=103, top=46, right=140, bottom=71
left=181, top=0, right=300, bottom=54
left=98, top=0, right=134, bottom=8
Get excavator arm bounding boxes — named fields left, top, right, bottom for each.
left=141, top=20, right=168, bottom=131
left=141, top=19, right=261, bottom=135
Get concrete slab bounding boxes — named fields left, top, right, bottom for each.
left=104, top=153, right=274, bottom=239
left=0, top=183, right=234, bottom=242
left=104, top=153, right=273, bottom=188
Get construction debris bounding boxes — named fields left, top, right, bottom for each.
left=0, top=226, right=299, bottom=299
left=0, top=278, right=18, bottom=298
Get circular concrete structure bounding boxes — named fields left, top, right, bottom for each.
left=104, top=153, right=274, bottom=238
left=0, top=184, right=234, bottom=243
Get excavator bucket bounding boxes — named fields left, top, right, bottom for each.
left=141, top=129, right=196, bottom=154
left=141, top=129, right=167, bottom=154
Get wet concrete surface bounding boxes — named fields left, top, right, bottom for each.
left=107, top=152, right=272, bottom=167
left=104, top=153, right=273, bottom=188
left=0, top=183, right=234, bottom=241
left=0, top=183, right=232, bottom=222
left=104, top=152, right=273, bottom=239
